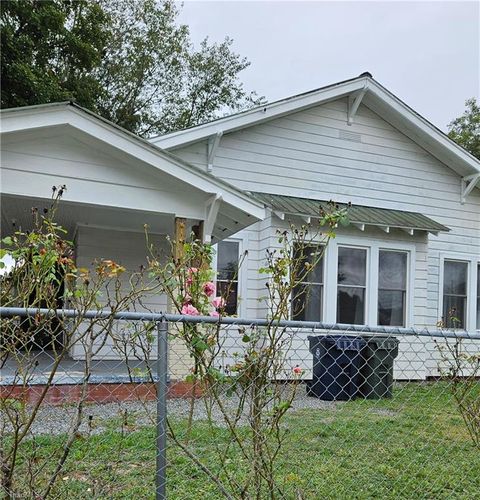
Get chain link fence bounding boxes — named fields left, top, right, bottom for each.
left=1, top=307, right=480, bottom=499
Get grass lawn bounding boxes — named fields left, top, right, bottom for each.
left=10, top=382, right=480, bottom=499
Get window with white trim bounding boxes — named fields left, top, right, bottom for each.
left=337, top=247, right=367, bottom=325
left=216, top=241, right=240, bottom=315
left=378, top=250, right=407, bottom=327
left=442, top=260, right=468, bottom=329
left=291, top=244, right=324, bottom=321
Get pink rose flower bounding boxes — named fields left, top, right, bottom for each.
left=188, top=267, right=198, bottom=274
left=212, top=296, right=226, bottom=309
left=210, top=310, right=220, bottom=318
left=292, top=366, right=303, bottom=375
left=181, top=304, right=200, bottom=316
left=203, top=281, right=216, bottom=297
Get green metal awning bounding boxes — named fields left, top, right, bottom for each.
left=251, top=193, right=450, bottom=235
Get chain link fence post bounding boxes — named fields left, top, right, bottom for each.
left=156, top=318, right=168, bottom=500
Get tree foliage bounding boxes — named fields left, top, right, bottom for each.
left=1, top=0, right=262, bottom=136
left=1, top=0, right=110, bottom=110
left=448, top=97, right=480, bottom=160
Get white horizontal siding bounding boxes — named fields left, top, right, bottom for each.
left=71, top=226, right=168, bottom=360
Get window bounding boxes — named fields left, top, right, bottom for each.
left=378, top=251, right=407, bottom=326
left=443, top=260, right=468, bottom=329
left=216, top=241, right=240, bottom=315
left=337, top=247, right=367, bottom=324
left=291, top=245, right=324, bottom=321
left=477, top=264, right=480, bottom=329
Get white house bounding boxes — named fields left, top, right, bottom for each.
left=150, top=73, right=480, bottom=380
left=1, top=74, right=479, bottom=382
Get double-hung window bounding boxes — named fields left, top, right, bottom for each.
left=378, top=250, right=407, bottom=326
left=337, top=247, right=367, bottom=324
left=442, top=260, right=468, bottom=329
left=216, top=241, right=240, bottom=315
left=291, top=244, right=324, bottom=321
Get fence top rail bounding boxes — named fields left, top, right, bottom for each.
left=1, top=306, right=480, bottom=341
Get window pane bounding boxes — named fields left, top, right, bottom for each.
left=477, top=264, right=480, bottom=329
left=292, top=284, right=322, bottom=321
left=477, top=297, right=480, bottom=330
left=217, top=280, right=238, bottom=315
left=378, top=290, right=405, bottom=326
left=337, top=286, right=365, bottom=324
left=478, top=264, right=480, bottom=296
left=293, top=245, right=323, bottom=283
left=338, top=247, right=366, bottom=286
left=379, top=251, right=407, bottom=290
left=443, top=261, right=467, bottom=295
left=443, top=295, right=466, bottom=329
left=217, top=241, right=239, bottom=280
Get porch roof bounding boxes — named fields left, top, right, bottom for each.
left=251, top=192, right=450, bottom=235
left=0, top=102, right=266, bottom=241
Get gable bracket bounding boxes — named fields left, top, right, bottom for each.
left=203, top=194, right=223, bottom=243
left=207, top=131, right=223, bottom=172
left=460, top=173, right=480, bottom=204
left=347, top=88, right=367, bottom=125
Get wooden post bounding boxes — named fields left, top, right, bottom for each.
left=174, top=217, right=187, bottom=262
left=170, top=217, right=191, bottom=381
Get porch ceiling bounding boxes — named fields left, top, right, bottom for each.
left=0, top=194, right=175, bottom=239
left=0, top=194, right=255, bottom=243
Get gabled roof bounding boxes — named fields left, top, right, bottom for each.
left=252, top=193, right=450, bottom=236
left=150, top=73, right=480, bottom=184
left=0, top=102, right=266, bottom=222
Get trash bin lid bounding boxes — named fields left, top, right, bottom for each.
left=366, top=336, right=399, bottom=350
left=308, top=335, right=366, bottom=351
left=333, top=336, right=366, bottom=351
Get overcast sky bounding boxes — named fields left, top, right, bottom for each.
left=178, top=0, right=479, bottom=131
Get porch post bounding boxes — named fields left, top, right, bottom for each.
left=174, top=217, right=187, bottom=261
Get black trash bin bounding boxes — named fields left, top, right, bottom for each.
left=359, top=336, right=400, bottom=399
left=307, top=335, right=366, bottom=401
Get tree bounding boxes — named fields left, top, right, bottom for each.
left=1, top=0, right=110, bottom=110
left=448, top=97, right=480, bottom=160
left=1, top=0, right=262, bottom=137
left=96, top=0, right=263, bottom=136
